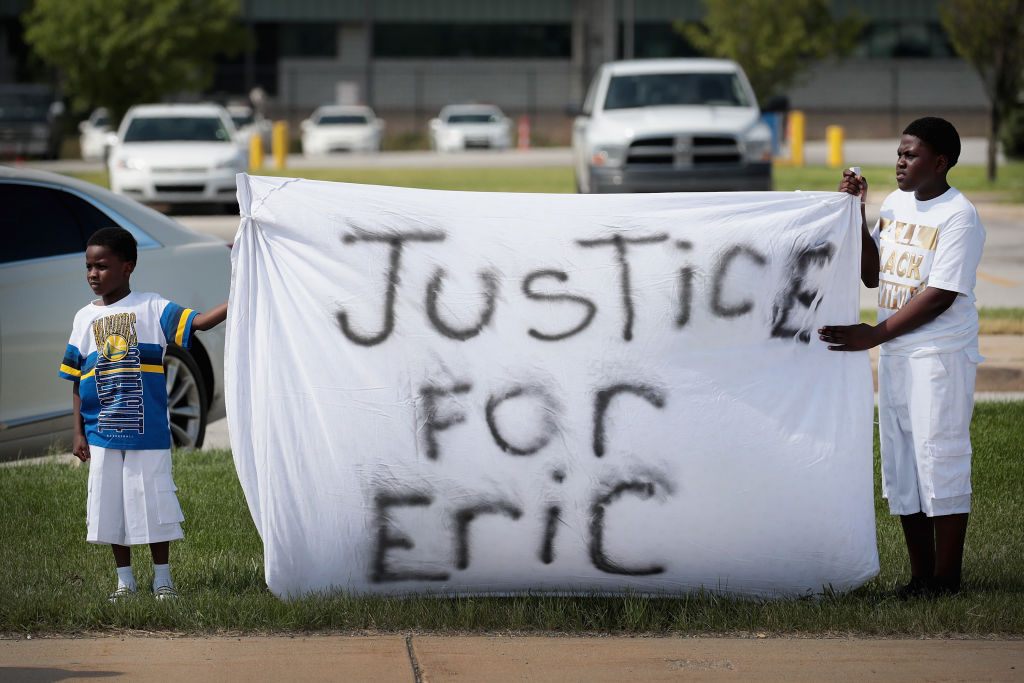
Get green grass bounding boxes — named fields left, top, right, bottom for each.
left=859, top=307, right=1024, bottom=333
left=68, top=161, right=1024, bottom=200
left=2, top=402, right=1022, bottom=635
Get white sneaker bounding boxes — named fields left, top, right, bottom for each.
left=154, top=585, right=179, bottom=600
left=108, top=586, right=137, bottom=602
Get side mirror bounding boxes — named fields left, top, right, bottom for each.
left=429, top=118, right=441, bottom=129
left=761, top=95, right=789, bottom=113
left=79, top=121, right=88, bottom=133
left=300, top=119, right=311, bottom=131
left=565, top=103, right=584, bottom=118
left=105, top=131, right=119, bottom=147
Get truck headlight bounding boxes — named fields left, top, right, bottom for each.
left=591, top=144, right=626, bottom=168
left=744, top=137, right=773, bottom=162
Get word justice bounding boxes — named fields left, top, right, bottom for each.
left=335, top=228, right=836, bottom=346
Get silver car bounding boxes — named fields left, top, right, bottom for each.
left=0, top=166, right=230, bottom=461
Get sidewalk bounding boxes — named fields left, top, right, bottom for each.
left=1, top=634, right=1021, bottom=681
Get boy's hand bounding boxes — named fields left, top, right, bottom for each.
left=818, top=323, right=878, bottom=351
left=839, top=169, right=867, bottom=202
left=73, top=434, right=91, bottom=462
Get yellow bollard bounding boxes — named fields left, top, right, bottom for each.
left=788, top=110, right=805, bottom=167
left=826, top=125, right=844, bottom=168
left=248, top=132, right=264, bottom=170
left=272, top=121, right=288, bottom=170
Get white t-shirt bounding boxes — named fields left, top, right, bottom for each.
left=872, top=187, right=985, bottom=356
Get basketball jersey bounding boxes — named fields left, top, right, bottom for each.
left=59, top=291, right=198, bottom=449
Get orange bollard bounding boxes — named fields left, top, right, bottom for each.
left=517, top=115, right=530, bottom=151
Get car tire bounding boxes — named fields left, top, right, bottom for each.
left=164, top=344, right=208, bottom=450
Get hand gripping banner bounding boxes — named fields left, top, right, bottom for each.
left=227, top=174, right=877, bottom=598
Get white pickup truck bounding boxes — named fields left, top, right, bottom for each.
left=572, top=59, right=774, bottom=193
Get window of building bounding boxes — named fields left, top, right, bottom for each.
left=280, top=22, right=337, bottom=58
left=374, top=24, right=571, bottom=58
left=854, top=21, right=956, bottom=58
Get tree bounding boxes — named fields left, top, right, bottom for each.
left=677, top=0, right=865, bottom=107
left=941, top=0, right=1024, bottom=182
left=23, top=0, right=247, bottom=124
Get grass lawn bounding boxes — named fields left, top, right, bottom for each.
left=2, top=402, right=1022, bottom=635
left=68, top=160, right=1024, bottom=200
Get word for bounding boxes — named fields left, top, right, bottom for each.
left=335, top=229, right=835, bottom=346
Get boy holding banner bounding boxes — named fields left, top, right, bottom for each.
left=818, top=117, right=985, bottom=598
left=58, top=227, right=227, bottom=601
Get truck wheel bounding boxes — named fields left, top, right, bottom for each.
left=164, top=345, right=208, bottom=449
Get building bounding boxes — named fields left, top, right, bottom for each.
left=2, top=0, right=990, bottom=142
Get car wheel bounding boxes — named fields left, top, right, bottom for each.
left=164, top=344, right=208, bottom=449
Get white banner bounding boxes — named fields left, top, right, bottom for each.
left=227, top=174, right=877, bottom=599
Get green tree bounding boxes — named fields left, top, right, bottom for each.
left=677, top=0, right=865, bottom=106
left=941, top=0, right=1024, bottom=182
left=23, top=0, right=247, bottom=124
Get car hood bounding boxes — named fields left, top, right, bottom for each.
left=113, top=141, right=240, bottom=164
left=591, top=106, right=762, bottom=140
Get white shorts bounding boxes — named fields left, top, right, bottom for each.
left=86, top=446, right=184, bottom=546
left=878, top=349, right=978, bottom=517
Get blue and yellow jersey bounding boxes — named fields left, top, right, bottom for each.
left=58, top=292, right=198, bottom=450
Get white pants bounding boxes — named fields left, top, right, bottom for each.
left=878, top=349, right=978, bottom=517
left=86, top=446, right=184, bottom=546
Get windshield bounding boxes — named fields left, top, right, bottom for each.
left=445, top=113, right=501, bottom=124
left=317, top=114, right=369, bottom=125
left=123, top=116, right=231, bottom=142
left=603, top=73, right=750, bottom=110
left=0, top=95, right=50, bottom=123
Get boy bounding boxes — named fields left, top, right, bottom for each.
left=58, top=227, right=227, bottom=601
left=819, top=117, right=985, bottom=598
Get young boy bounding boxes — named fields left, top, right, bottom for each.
left=819, top=117, right=985, bottom=598
left=58, top=227, right=227, bottom=601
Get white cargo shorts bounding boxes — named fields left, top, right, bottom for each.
left=86, top=446, right=184, bottom=546
left=878, top=349, right=980, bottom=517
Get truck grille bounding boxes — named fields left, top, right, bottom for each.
left=626, top=135, right=741, bottom=167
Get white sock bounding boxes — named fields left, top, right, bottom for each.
left=116, top=566, right=136, bottom=591
left=153, top=563, right=173, bottom=590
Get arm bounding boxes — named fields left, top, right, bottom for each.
left=72, top=381, right=90, bottom=462
left=817, top=286, right=958, bottom=351
left=192, top=301, right=228, bottom=332
left=838, top=169, right=879, bottom=288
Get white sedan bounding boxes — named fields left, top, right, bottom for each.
left=0, top=166, right=230, bottom=461
left=108, top=103, right=247, bottom=209
left=301, top=106, right=384, bottom=155
left=78, top=108, right=111, bottom=162
left=429, top=104, right=512, bottom=152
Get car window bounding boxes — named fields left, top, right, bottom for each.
left=123, top=116, right=231, bottom=142
left=0, top=184, right=97, bottom=264
left=231, top=113, right=254, bottom=127
left=92, top=113, right=109, bottom=128
left=603, top=73, right=750, bottom=110
left=446, top=113, right=500, bottom=124
left=317, top=114, right=370, bottom=125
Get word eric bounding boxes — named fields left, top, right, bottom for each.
left=335, top=228, right=836, bottom=346
left=371, top=380, right=671, bottom=583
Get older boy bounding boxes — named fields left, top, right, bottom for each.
left=818, top=117, right=985, bottom=598
left=58, top=227, right=227, bottom=601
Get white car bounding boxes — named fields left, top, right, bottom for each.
left=429, top=104, right=511, bottom=152
left=108, top=103, right=247, bottom=208
left=0, top=166, right=230, bottom=461
left=572, top=59, right=774, bottom=193
left=301, top=105, right=384, bottom=155
left=227, top=103, right=272, bottom=152
left=78, top=108, right=111, bottom=162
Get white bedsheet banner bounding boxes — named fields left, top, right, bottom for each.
left=227, top=174, right=878, bottom=599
